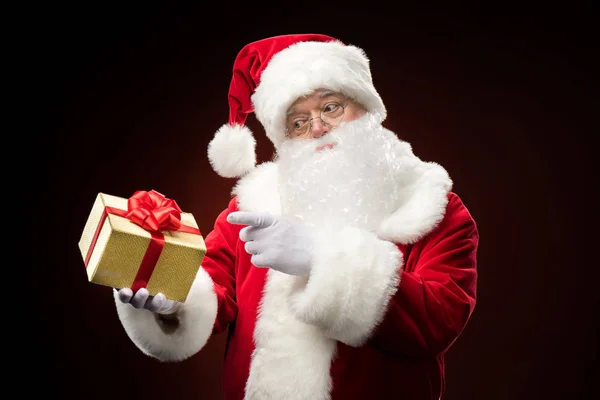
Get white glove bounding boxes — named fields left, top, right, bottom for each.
left=227, top=211, right=315, bottom=276
left=116, top=287, right=181, bottom=315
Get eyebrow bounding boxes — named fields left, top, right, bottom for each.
left=286, top=91, right=339, bottom=116
left=318, top=90, right=335, bottom=98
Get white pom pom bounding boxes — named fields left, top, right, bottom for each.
left=208, top=124, right=257, bottom=178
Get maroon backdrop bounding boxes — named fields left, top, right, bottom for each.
left=24, top=6, right=596, bottom=400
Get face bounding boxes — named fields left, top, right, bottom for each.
left=285, top=89, right=366, bottom=145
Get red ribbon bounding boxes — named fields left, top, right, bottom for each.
left=84, top=190, right=201, bottom=292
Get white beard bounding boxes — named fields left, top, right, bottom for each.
left=275, top=113, right=414, bottom=231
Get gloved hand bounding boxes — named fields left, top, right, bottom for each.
left=227, top=211, right=315, bottom=276
left=116, top=287, right=181, bottom=315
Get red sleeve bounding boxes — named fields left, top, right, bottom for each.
left=371, top=193, right=479, bottom=356
left=200, top=197, right=240, bottom=334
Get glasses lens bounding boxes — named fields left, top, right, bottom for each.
left=286, top=101, right=346, bottom=138
left=286, top=119, right=310, bottom=138
left=321, top=102, right=345, bottom=126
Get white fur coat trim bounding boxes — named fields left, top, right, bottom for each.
left=290, top=225, right=403, bottom=346
left=114, top=266, right=218, bottom=361
left=244, top=270, right=337, bottom=400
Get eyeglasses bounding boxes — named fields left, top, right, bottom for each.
left=285, top=101, right=347, bottom=139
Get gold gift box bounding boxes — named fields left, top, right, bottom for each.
left=78, top=192, right=206, bottom=302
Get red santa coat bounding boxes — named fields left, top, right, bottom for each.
left=115, top=145, right=479, bottom=400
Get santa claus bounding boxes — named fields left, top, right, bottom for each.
left=114, top=34, right=479, bottom=400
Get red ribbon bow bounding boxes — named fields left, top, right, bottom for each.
left=126, top=190, right=182, bottom=232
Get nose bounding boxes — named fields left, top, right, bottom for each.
left=310, top=117, right=330, bottom=138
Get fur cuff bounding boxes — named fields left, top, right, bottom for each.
left=114, top=267, right=218, bottom=361
left=288, top=226, right=403, bottom=346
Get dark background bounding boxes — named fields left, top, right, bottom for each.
left=20, top=5, right=596, bottom=400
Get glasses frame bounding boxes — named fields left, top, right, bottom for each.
left=285, top=101, right=348, bottom=139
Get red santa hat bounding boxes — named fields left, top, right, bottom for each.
left=207, top=33, right=387, bottom=178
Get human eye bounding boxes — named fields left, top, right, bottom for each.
left=287, top=117, right=308, bottom=134
left=322, top=102, right=341, bottom=114
left=293, top=119, right=307, bottom=129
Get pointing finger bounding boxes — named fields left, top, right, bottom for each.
left=227, top=211, right=276, bottom=228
